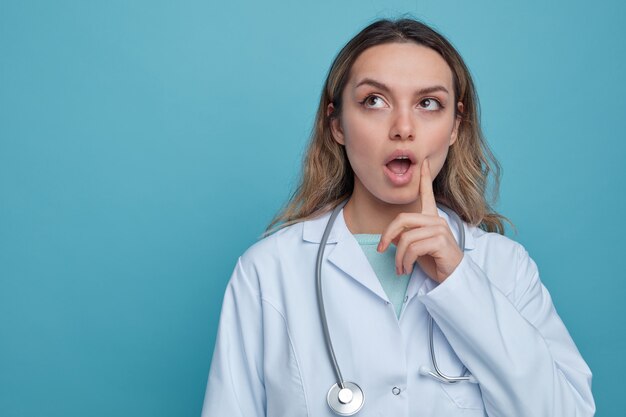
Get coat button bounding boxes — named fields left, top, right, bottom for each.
left=392, top=387, right=401, bottom=395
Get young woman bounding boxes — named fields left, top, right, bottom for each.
left=201, top=18, right=595, bottom=417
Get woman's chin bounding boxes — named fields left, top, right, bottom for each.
left=376, top=192, right=420, bottom=207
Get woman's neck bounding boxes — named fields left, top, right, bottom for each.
left=343, top=190, right=422, bottom=234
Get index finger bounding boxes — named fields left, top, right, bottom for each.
left=376, top=212, right=441, bottom=252
left=420, top=158, right=438, bottom=216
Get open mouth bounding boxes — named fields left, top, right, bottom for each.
left=386, top=156, right=411, bottom=175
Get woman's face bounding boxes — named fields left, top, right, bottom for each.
left=329, top=42, right=462, bottom=208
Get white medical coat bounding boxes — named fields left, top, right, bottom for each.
left=201, top=207, right=595, bottom=417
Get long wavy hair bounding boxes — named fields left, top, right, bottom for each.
left=266, top=17, right=513, bottom=236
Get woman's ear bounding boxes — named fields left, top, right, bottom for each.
left=327, top=103, right=345, bottom=145
left=450, top=101, right=464, bottom=145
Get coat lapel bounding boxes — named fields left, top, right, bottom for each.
left=326, top=233, right=390, bottom=302
left=302, top=208, right=389, bottom=302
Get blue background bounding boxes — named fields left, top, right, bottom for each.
left=1, top=0, right=624, bottom=416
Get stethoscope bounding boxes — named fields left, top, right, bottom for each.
left=316, top=199, right=477, bottom=416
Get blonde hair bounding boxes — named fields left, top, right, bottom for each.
left=266, top=17, right=513, bottom=236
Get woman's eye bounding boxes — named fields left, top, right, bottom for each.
left=419, top=98, right=442, bottom=111
left=361, top=95, right=386, bottom=108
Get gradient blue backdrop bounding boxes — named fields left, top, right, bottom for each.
left=1, top=0, right=624, bottom=416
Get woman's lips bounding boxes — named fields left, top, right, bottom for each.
left=384, top=149, right=416, bottom=165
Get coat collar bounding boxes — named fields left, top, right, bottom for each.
left=302, top=205, right=476, bottom=303
left=302, top=205, right=476, bottom=251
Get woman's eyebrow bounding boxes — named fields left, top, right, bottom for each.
left=354, top=77, right=449, bottom=96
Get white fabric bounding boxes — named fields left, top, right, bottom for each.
left=201, top=207, right=595, bottom=417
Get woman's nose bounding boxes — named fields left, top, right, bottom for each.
left=389, top=108, right=415, bottom=141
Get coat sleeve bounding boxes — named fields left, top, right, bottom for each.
left=201, top=257, right=266, bottom=417
left=418, top=243, right=595, bottom=417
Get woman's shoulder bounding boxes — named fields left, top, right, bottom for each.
left=228, top=220, right=315, bottom=296
left=238, top=219, right=308, bottom=268
left=466, top=221, right=528, bottom=256
left=464, top=222, right=537, bottom=296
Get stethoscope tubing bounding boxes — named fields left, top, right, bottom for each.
left=316, top=199, right=476, bottom=415
left=316, top=199, right=349, bottom=389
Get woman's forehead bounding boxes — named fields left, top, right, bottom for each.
left=348, top=42, right=454, bottom=91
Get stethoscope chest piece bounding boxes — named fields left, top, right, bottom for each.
left=327, top=382, right=364, bottom=416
